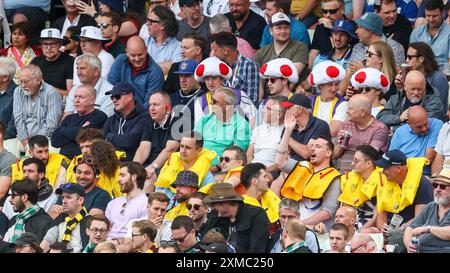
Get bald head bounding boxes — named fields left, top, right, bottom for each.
left=349, top=94, right=372, bottom=113
left=127, top=36, right=146, bottom=50
left=404, top=71, right=426, bottom=104
left=350, top=233, right=377, bottom=253
left=335, top=206, right=356, bottom=228
left=126, top=36, right=148, bottom=69
left=408, top=105, right=430, bottom=135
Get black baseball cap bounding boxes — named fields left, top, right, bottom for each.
left=280, top=94, right=312, bottom=109
left=375, top=150, right=407, bottom=168
left=55, top=183, right=86, bottom=197
left=105, top=82, right=135, bottom=96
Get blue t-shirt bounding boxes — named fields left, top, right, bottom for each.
left=366, top=0, right=418, bottom=23
left=259, top=16, right=310, bottom=48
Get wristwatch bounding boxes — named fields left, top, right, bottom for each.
left=426, top=225, right=432, bottom=233
left=151, top=163, right=158, bottom=169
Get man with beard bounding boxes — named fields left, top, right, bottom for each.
left=2, top=158, right=57, bottom=220
left=13, top=65, right=62, bottom=148
left=105, top=162, right=148, bottom=241
left=82, top=214, right=110, bottom=253
left=49, top=155, right=111, bottom=220
left=403, top=168, right=450, bottom=253
left=390, top=106, right=443, bottom=176
left=377, top=71, right=446, bottom=130
left=52, top=0, right=97, bottom=36
left=176, top=0, right=211, bottom=42
left=2, top=179, right=52, bottom=242
left=187, top=192, right=208, bottom=236
left=224, top=0, right=266, bottom=50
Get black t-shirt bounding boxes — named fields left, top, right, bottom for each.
left=383, top=15, right=412, bottom=56
left=57, top=186, right=111, bottom=212
left=225, top=10, right=266, bottom=50
left=141, top=115, right=179, bottom=166
left=31, top=52, right=74, bottom=90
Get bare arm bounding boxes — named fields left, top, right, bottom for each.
left=431, top=153, right=444, bottom=176
left=376, top=211, right=388, bottom=231
left=429, top=225, right=450, bottom=240
left=302, top=210, right=333, bottom=226
left=0, top=176, right=12, bottom=200
left=275, top=116, right=295, bottom=170
left=246, top=144, right=255, bottom=163
left=296, top=0, right=319, bottom=20
left=330, top=120, right=343, bottom=138
left=425, top=148, right=436, bottom=165
left=309, top=49, right=319, bottom=68
left=351, top=0, right=365, bottom=20
left=288, top=137, right=310, bottom=160
left=133, top=141, right=152, bottom=164
left=147, top=140, right=179, bottom=171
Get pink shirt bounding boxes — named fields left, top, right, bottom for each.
left=210, top=37, right=256, bottom=60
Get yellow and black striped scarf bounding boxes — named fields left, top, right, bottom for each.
left=62, top=207, right=88, bottom=243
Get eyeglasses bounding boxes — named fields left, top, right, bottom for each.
left=159, top=240, right=178, bottom=247
left=365, top=50, right=379, bottom=58
left=350, top=242, right=368, bottom=253
left=432, top=183, right=450, bottom=190
left=406, top=54, right=421, bottom=60
left=321, top=6, right=342, bottom=15
left=41, top=41, right=60, bottom=48
left=187, top=204, right=201, bottom=210
left=131, top=233, right=144, bottom=237
left=120, top=202, right=127, bottom=216
left=110, top=92, right=130, bottom=101
left=90, top=228, right=108, bottom=235
left=146, top=18, right=161, bottom=25
left=171, top=231, right=190, bottom=243
left=267, top=78, right=281, bottom=83
left=97, top=23, right=112, bottom=29
left=219, top=156, right=235, bottom=163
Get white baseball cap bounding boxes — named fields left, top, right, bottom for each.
left=270, top=12, right=291, bottom=26
left=40, top=28, right=63, bottom=40
left=74, top=26, right=110, bottom=42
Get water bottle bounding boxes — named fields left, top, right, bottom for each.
left=411, top=236, right=420, bottom=253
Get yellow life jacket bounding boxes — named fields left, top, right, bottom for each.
left=66, top=151, right=126, bottom=198
left=338, top=167, right=383, bottom=207
left=200, top=166, right=245, bottom=195
left=11, top=153, right=69, bottom=187
left=164, top=201, right=189, bottom=221
left=243, top=190, right=281, bottom=223
left=281, top=161, right=341, bottom=201
left=376, top=157, right=429, bottom=213
left=155, top=149, right=217, bottom=192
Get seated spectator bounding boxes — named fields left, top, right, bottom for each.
left=211, top=31, right=260, bottom=105
left=93, top=241, right=117, bottom=253
left=200, top=229, right=236, bottom=253
left=103, top=82, right=149, bottom=161
left=52, top=0, right=97, bottom=36
left=0, top=121, right=16, bottom=200
left=256, top=58, right=298, bottom=125
left=374, top=150, right=433, bottom=242
left=290, top=0, right=323, bottom=28
left=309, top=61, right=348, bottom=137
left=82, top=214, right=110, bottom=253
left=333, top=94, right=389, bottom=172
left=0, top=57, right=17, bottom=139
left=213, top=146, right=247, bottom=193
left=145, top=5, right=183, bottom=75
left=349, top=68, right=390, bottom=117
left=260, top=0, right=310, bottom=49
left=278, top=94, right=331, bottom=162
left=48, top=242, right=72, bottom=253
left=193, top=57, right=257, bottom=125
left=31, top=28, right=75, bottom=98
left=394, top=42, right=449, bottom=108
left=403, top=168, right=450, bottom=253
left=131, top=220, right=158, bottom=253
left=52, top=85, right=108, bottom=159
left=72, top=26, right=115, bottom=85
left=50, top=155, right=111, bottom=220
left=133, top=91, right=180, bottom=188
left=377, top=71, right=446, bottom=129
left=187, top=192, right=208, bottom=235
left=176, top=0, right=211, bottom=42
left=163, top=33, right=207, bottom=94
left=98, top=12, right=126, bottom=58
left=329, top=223, right=349, bottom=253
left=62, top=26, right=80, bottom=58
left=40, top=183, right=91, bottom=253
left=171, top=215, right=203, bottom=253
left=224, top=0, right=266, bottom=50
left=312, top=19, right=357, bottom=70
left=12, top=135, right=69, bottom=188
left=106, top=162, right=148, bottom=241
left=281, top=218, right=311, bottom=253
left=390, top=106, right=443, bottom=176
left=10, top=232, right=43, bottom=253
left=157, top=239, right=181, bottom=253
left=433, top=107, right=450, bottom=175
left=350, top=233, right=379, bottom=253
left=201, top=183, right=270, bottom=253
left=65, top=53, right=114, bottom=117
left=367, top=0, right=418, bottom=24
left=2, top=179, right=53, bottom=243
left=13, top=65, right=62, bottom=148
left=0, top=22, right=41, bottom=84
left=194, top=87, right=251, bottom=166
left=3, top=158, right=57, bottom=219
left=155, top=132, right=215, bottom=201
left=248, top=96, right=286, bottom=172
left=107, top=36, right=165, bottom=109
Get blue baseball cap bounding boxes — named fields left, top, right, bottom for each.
left=355, top=12, right=383, bottom=36
left=375, top=150, right=407, bottom=168
left=55, top=183, right=86, bottom=197
left=174, top=60, right=198, bottom=75
left=332, top=19, right=358, bottom=40
left=105, top=82, right=135, bottom=96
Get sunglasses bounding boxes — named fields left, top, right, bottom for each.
left=365, top=50, right=379, bottom=58
left=120, top=202, right=127, bottom=216
left=267, top=78, right=280, bottom=83
left=358, top=87, right=372, bottom=93
left=432, top=183, right=450, bottom=190
left=187, top=204, right=201, bottom=210
left=110, top=92, right=130, bottom=101
left=172, top=231, right=190, bottom=243
left=97, top=23, right=112, bottom=29
left=321, top=6, right=342, bottom=15
left=219, top=156, right=235, bottom=163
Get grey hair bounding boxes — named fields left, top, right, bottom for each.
left=279, top=198, right=300, bottom=211
left=76, top=53, right=102, bottom=72
left=0, top=57, right=16, bottom=80
left=209, top=14, right=232, bottom=34
left=21, top=64, right=43, bottom=79
left=76, top=84, right=97, bottom=97
left=216, top=87, right=236, bottom=105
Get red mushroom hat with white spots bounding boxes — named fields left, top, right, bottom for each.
left=350, top=67, right=390, bottom=93
left=194, top=57, right=232, bottom=82
left=259, top=58, right=299, bottom=84
left=309, top=61, right=345, bottom=87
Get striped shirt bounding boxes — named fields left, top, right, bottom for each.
left=224, top=54, right=260, bottom=104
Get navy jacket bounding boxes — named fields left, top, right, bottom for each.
left=103, top=103, right=149, bottom=161
left=0, top=82, right=17, bottom=139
